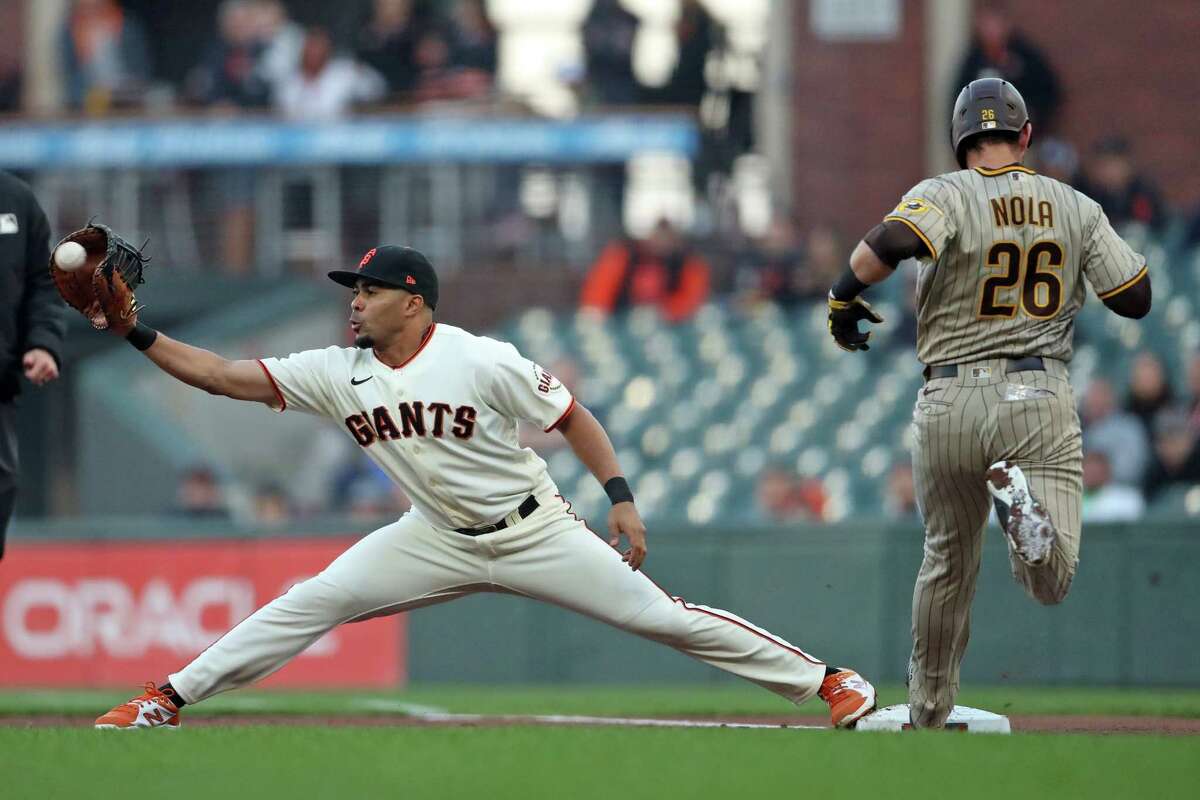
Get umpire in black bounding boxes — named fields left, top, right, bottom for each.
left=0, top=171, right=66, bottom=559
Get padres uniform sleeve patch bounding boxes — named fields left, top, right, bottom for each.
left=484, top=342, right=575, bottom=432
left=258, top=347, right=341, bottom=416
left=882, top=179, right=956, bottom=262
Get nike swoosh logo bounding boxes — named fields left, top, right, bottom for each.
left=350, top=376, right=373, bottom=386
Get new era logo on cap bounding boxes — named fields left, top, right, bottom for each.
left=406, top=275, right=416, bottom=285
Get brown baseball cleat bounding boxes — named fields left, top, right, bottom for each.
left=95, top=683, right=182, bottom=731
left=986, top=460, right=1056, bottom=566
left=818, top=669, right=877, bottom=729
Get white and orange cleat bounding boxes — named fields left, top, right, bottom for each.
left=95, top=683, right=182, bottom=731
left=818, top=669, right=877, bottom=729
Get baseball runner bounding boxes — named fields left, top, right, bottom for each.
left=54, top=235, right=876, bottom=729
left=826, top=78, right=1151, bottom=728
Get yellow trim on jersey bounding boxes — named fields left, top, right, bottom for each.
left=883, top=215, right=938, bottom=260
left=973, top=164, right=1037, bottom=177
left=1097, top=265, right=1149, bottom=300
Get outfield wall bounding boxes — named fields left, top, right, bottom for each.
left=5, top=520, right=1198, bottom=687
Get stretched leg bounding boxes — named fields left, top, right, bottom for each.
left=98, top=513, right=485, bottom=727
left=908, top=382, right=990, bottom=729
left=170, top=514, right=485, bottom=703
left=490, top=498, right=832, bottom=709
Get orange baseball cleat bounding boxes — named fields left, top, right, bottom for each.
left=818, top=669, right=877, bottom=729
left=95, top=683, right=182, bottom=731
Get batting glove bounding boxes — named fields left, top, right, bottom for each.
left=828, top=293, right=884, bottom=352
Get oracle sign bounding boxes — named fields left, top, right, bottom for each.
left=0, top=540, right=403, bottom=687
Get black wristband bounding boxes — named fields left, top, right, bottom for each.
left=126, top=323, right=158, bottom=351
left=604, top=476, right=635, bottom=505
left=830, top=267, right=870, bottom=302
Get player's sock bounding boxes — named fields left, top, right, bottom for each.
left=157, top=682, right=187, bottom=708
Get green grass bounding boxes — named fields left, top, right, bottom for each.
left=4, top=726, right=1199, bottom=800
left=5, top=685, right=1200, bottom=799
left=3, top=683, right=1200, bottom=718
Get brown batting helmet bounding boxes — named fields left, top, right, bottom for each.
left=950, top=78, right=1029, bottom=168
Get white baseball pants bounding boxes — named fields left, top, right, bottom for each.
left=171, top=491, right=827, bottom=705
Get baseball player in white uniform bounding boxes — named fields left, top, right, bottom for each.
left=93, top=245, right=876, bottom=730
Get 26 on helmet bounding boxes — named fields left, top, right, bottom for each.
left=950, top=78, right=1029, bottom=168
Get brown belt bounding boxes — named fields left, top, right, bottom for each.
left=923, top=356, right=1045, bottom=381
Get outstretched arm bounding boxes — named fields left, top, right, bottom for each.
left=137, top=331, right=278, bottom=405
left=557, top=402, right=647, bottom=570
left=827, top=221, right=931, bottom=352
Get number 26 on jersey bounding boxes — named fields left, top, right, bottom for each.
left=978, top=241, right=1064, bottom=319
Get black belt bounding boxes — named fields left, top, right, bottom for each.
left=455, top=495, right=539, bottom=535
left=923, top=356, right=1045, bottom=381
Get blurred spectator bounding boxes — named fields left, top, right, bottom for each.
left=952, top=1, right=1061, bottom=131
left=0, top=57, right=21, bottom=112
left=803, top=224, right=848, bottom=300
left=188, top=0, right=272, bottom=274
left=290, top=427, right=360, bottom=515
left=252, top=482, right=293, bottom=525
left=1081, top=451, right=1144, bottom=522
left=729, top=214, right=806, bottom=309
left=448, top=0, right=497, bottom=77
left=1080, top=378, right=1148, bottom=488
left=409, top=25, right=491, bottom=104
left=735, top=220, right=851, bottom=318
left=658, top=0, right=716, bottom=108
left=341, top=467, right=411, bottom=520
left=276, top=27, right=386, bottom=121
left=1186, top=203, right=1200, bottom=250
left=187, top=0, right=270, bottom=109
left=1077, top=137, right=1167, bottom=232
left=251, top=0, right=304, bottom=92
left=884, top=461, right=920, bottom=521
left=60, top=0, right=152, bottom=114
left=580, top=218, right=711, bottom=323
left=1126, top=352, right=1174, bottom=434
left=582, top=0, right=641, bottom=106
left=1034, top=137, right=1080, bottom=185
left=175, top=466, right=230, bottom=519
left=756, top=468, right=827, bottom=523
left=1143, top=409, right=1200, bottom=501
left=355, top=0, right=423, bottom=100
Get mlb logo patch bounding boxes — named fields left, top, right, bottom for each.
left=970, top=366, right=993, bottom=379
left=981, top=121, right=997, bottom=130
left=0, top=213, right=18, bottom=234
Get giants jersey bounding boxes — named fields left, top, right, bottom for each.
left=258, top=323, right=576, bottom=530
left=883, top=164, right=1148, bottom=365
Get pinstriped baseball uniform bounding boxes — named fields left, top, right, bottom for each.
left=885, top=164, right=1148, bottom=727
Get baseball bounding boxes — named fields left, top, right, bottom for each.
left=54, top=241, right=87, bottom=271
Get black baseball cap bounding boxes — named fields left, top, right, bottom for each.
left=328, top=245, right=439, bottom=310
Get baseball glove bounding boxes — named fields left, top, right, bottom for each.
left=49, top=223, right=148, bottom=334
left=828, top=293, right=884, bottom=352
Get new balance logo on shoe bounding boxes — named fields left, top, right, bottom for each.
left=95, top=683, right=182, bottom=730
